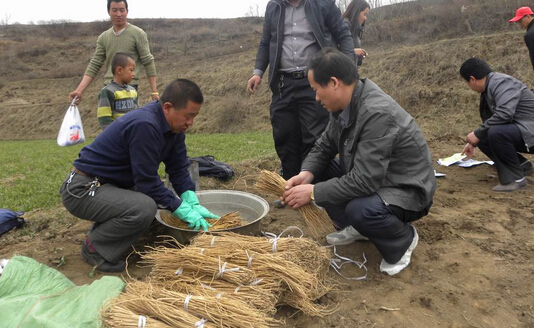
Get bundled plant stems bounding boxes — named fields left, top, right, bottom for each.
left=254, top=170, right=335, bottom=238
left=103, top=280, right=280, bottom=328
left=191, top=231, right=332, bottom=277
left=160, top=210, right=244, bottom=230
left=102, top=304, right=173, bottom=328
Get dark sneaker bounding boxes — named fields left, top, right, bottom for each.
left=521, top=160, right=534, bottom=176
left=81, top=240, right=125, bottom=272
left=273, top=199, right=286, bottom=209
left=491, top=179, right=527, bottom=192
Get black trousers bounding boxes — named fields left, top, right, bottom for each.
left=270, top=73, right=329, bottom=180
left=477, top=124, right=534, bottom=184
left=321, top=161, right=431, bottom=263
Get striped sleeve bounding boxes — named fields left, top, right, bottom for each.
left=97, top=88, right=113, bottom=118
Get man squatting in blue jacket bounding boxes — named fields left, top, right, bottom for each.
left=60, top=79, right=218, bottom=272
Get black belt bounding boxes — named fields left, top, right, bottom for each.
left=282, top=70, right=307, bottom=79
left=71, top=168, right=109, bottom=185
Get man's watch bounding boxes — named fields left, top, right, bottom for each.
left=310, top=186, right=315, bottom=202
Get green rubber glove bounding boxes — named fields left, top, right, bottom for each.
left=172, top=200, right=211, bottom=231
left=180, top=190, right=220, bottom=219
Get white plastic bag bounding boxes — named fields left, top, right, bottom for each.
left=57, top=97, right=85, bottom=147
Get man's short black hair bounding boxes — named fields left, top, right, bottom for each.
left=459, top=58, right=492, bottom=81
left=161, top=79, right=204, bottom=110
left=111, top=52, right=133, bottom=75
left=107, top=0, right=128, bottom=12
left=307, top=47, right=359, bottom=87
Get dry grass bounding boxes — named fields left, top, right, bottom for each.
left=254, top=170, right=336, bottom=238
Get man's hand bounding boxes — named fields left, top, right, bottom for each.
left=151, top=93, right=160, bottom=101
left=282, top=184, right=314, bottom=209
left=69, top=90, right=83, bottom=104
left=247, top=75, right=262, bottom=94
left=354, top=48, right=367, bottom=58
left=173, top=200, right=211, bottom=231
left=284, top=171, right=314, bottom=190
left=462, top=143, right=476, bottom=157
left=281, top=171, right=315, bottom=209
left=466, top=131, right=479, bottom=146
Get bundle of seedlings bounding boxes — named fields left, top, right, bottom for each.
left=158, top=275, right=280, bottom=315
left=191, top=231, right=333, bottom=276
left=160, top=210, right=244, bottom=230
left=184, top=246, right=336, bottom=317
left=254, top=170, right=335, bottom=238
left=116, top=280, right=281, bottom=328
left=102, top=281, right=216, bottom=328
left=139, top=242, right=255, bottom=286
left=102, top=303, right=172, bottom=328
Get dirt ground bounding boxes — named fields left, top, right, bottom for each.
left=1, top=141, right=533, bottom=328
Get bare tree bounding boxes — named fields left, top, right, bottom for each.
left=1, top=13, right=11, bottom=26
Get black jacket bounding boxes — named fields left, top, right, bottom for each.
left=254, top=0, right=355, bottom=88
left=525, top=20, right=534, bottom=70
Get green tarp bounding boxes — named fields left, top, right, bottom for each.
left=0, top=255, right=125, bottom=327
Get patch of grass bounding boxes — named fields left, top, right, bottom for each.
left=0, top=132, right=274, bottom=211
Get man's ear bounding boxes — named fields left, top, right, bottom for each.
left=469, top=76, right=476, bottom=84
left=331, top=77, right=339, bottom=89
left=162, top=102, right=174, bottom=114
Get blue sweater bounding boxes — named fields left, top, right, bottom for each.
left=74, top=101, right=194, bottom=211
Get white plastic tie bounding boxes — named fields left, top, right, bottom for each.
left=175, top=268, right=183, bottom=275
left=234, top=285, right=241, bottom=293
left=200, top=248, right=205, bottom=255
left=216, top=293, right=223, bottom=299
left=210, top=236, right=216, bottom=247
left=215, top=256, right=240, bottom=278
left=249, top=278, right=263, bottom=286
left=184, top=294, right=192, bottom=312
left=200, top=283, right=216, bottom=291
left=263, top=226, right=304, bottom=252
left=137, top=315, right=146, bottom=328
left=329, top=245, right=368, bottom=280
left=245, top=250, right=254, bottom=268
left=195, top=318, right=207, bottom=328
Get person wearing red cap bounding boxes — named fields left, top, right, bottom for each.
left=510, top=6, right=534, bottom=70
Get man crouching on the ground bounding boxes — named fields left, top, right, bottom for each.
left=60, top=79, right=219, bottom=272
left=460, top=58, right=534, bottom=192
left=282, top=48, right=436, bottom=275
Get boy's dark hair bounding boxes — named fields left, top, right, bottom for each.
left=459, top=58, right=492, bottom=81
left=111, top=52, right=134, bottom=75
left=307, top=47, right=359, bottom=87
left=161, top=79, right=204, bottom=110
left=107, top=0, right=128, bottom=12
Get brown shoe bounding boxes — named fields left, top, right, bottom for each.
left=491, top=179, right=527, bottom=192
left=81, top=240, right=125, bottom=272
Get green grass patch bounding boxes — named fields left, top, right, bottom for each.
left=0, top=132, right=274, bottom=212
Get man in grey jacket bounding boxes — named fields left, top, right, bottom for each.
left=282, top=48, right=435, bottom=275
left=247, top=0, right=354, bottom=208
left=460, top=57, right=534, bottom=192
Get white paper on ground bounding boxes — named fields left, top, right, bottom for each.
left=434, top=170, right=446, bottom=177
left=456, top=159, right=494, bottom=167
left=437, top=153, right=467, bottom=166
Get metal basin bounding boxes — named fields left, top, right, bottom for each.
left=155, top=190, right=270, bottom=244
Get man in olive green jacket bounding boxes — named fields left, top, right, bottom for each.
left=69, top=0, right=159, bottom=104
left=282, top=48, right=435, bottom=275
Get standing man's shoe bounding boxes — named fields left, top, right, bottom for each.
left=492, top=179, right=527, bottom=192
left=380, top=226, right=418, bottom=275
left=326, top=225, right=368, bottom=245
left=521, top=160, right=534, bottom=176
left=273, top=199, right=286, bottom=209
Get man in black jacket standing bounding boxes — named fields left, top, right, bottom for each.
left=509, top=6, right=534, bottom=70
left=247, top=0, right=354, bottom=207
